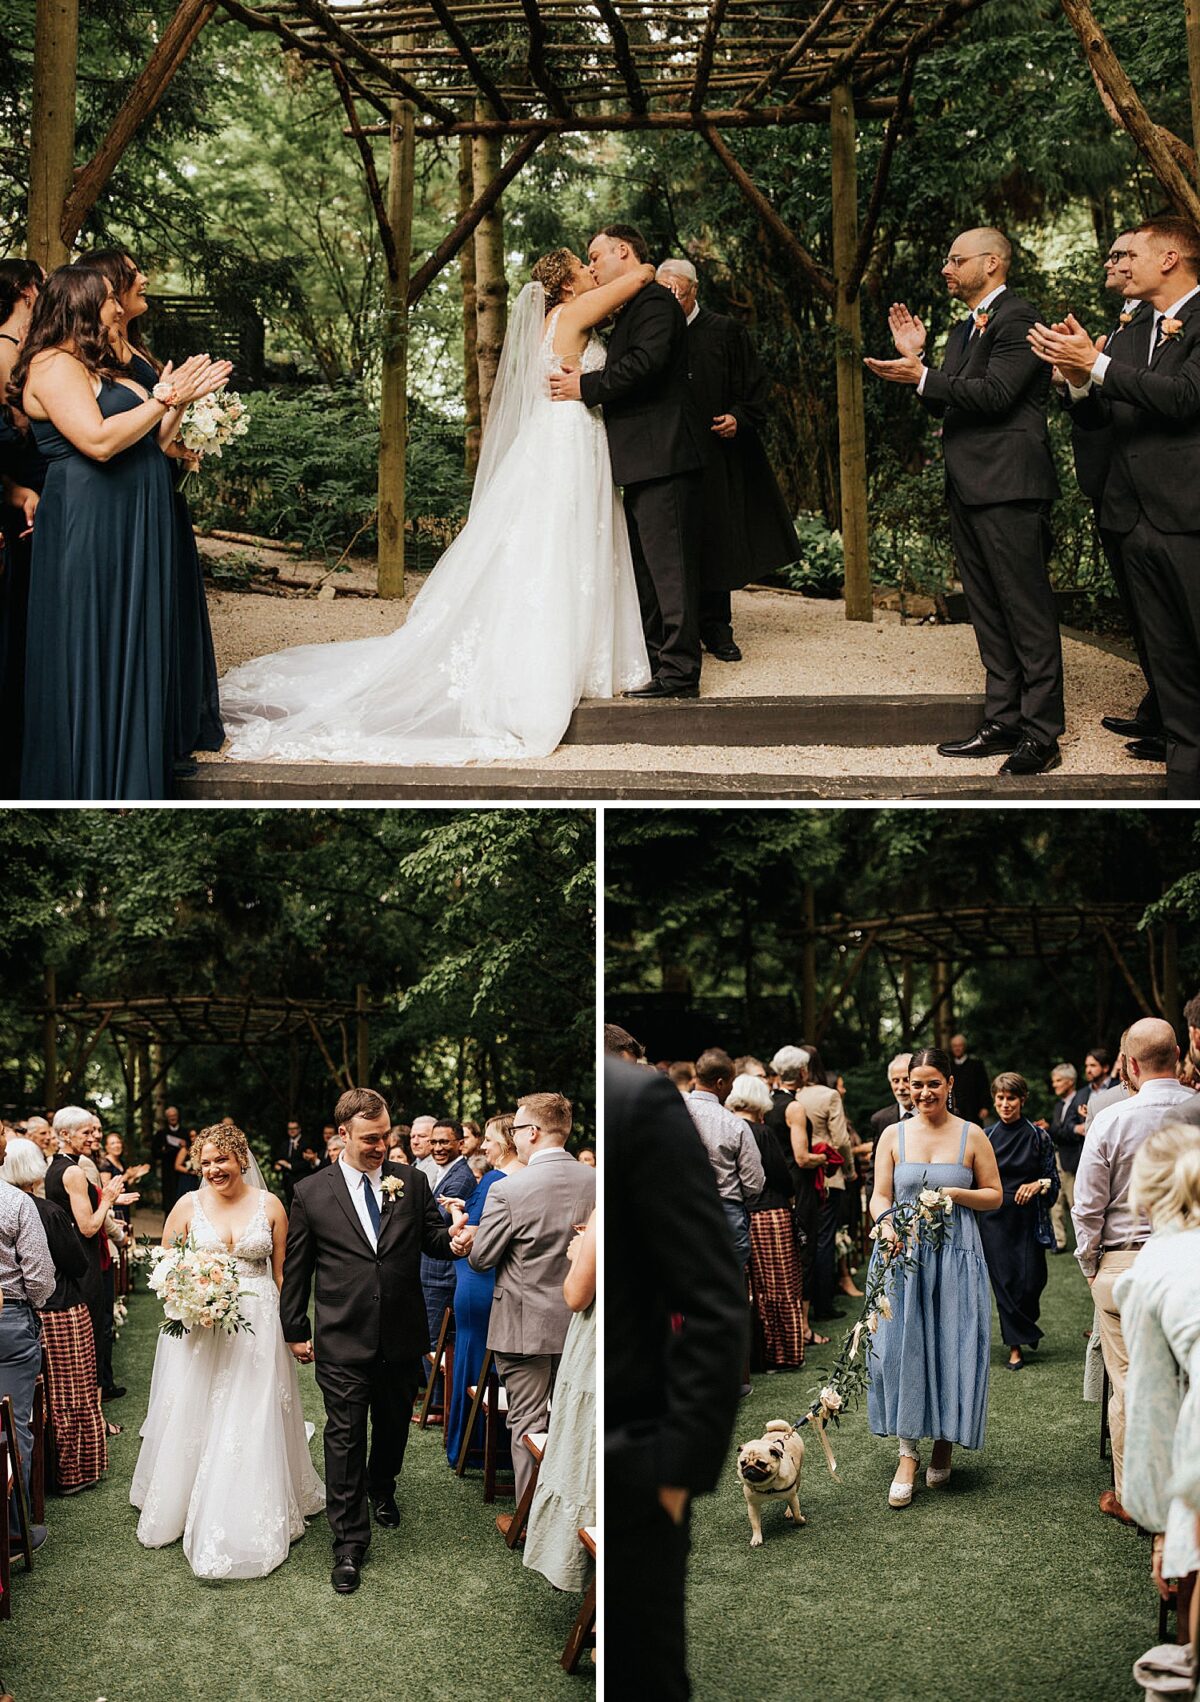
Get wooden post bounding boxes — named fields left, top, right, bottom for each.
left=1163, top=917, right=1181, bottom=1032
left=931, top=958, right=953, bottom=1048
left=42, top=966, right=58, bottom=1112
left=473, top=105, right=507, bottom=427
left=150, top=1041, right=167, bottom=1132
left=356, top=983, right=370, bottom=1087
left=830, top=83, right=872, bottom=622
left=1188, top=0, right=1200, bottom=188
left=377, top=40, right=415, bottom=600
left=459, top=135, right=482, bottom=479
left=802, top=883, right=817, bottom=1039
left=136, top=1038, right=154, bottom=1152
left=27, top=0, right=78, bottom=270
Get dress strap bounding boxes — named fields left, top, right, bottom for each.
left=897, top=1121, right=906, bottom=1164
left=958, top=1122, right=970, bottom=1166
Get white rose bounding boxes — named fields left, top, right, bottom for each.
left=819, top=1385, right=843, bottom=1412
left=918, top=1188, right=941, bottom=1209
left=867, top=1310, right=880, bottom=1333
left=877, top=1294, right=893, bottom=1320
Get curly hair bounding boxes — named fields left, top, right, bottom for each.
left=531, top=248, right=577, bottom=310
left=8, top=266, right=118, bottom=408
left=196, top=1121, right=252, bottom=1171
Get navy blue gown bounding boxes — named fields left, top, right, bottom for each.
left=0, top=406, right=45, bottom=796
left=978, top=1115, right=1056, bottom=1349
left=126, top=351, right=224, bottom=760
left=22, top=378, right=175, bottom=800
left=445, top=1166, right=509, bottom=1468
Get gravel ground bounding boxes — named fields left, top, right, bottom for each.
left=205, top=581, right=1153, bottom=780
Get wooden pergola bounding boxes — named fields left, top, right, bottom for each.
left=27, top=0, right=1200, bottom=610
left=35, top=971, right=376, bottom=1142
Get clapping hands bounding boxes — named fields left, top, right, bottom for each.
left=863, top=302, right=927, bottom=386
left=1028, top=316, right=1103, bottom=387
left=160, top=354, right=235, bottom=408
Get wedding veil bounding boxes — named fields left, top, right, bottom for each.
left=470, top=279, right=546, bottom=512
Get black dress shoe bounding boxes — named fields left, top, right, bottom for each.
left=1125, top=735, right=1167, bottom=762
left=999, top=736, right=1061, bottom=776
left=372, top=1495, right=400, bottom=1528
left=705, top=641, right=742, bottom=662
left=937, top=721, right=1022, bottom=758
left=1101, top=714, right=1159, bottom=739
left=622, top=680, right=700, bottom=700
left=102, top=1386, right=126, bottom=1402
left=331, top=1553, right=362, bottom=1593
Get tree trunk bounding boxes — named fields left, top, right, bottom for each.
left=28, top=0, right=78, bottom=270
left=472, top=110, right=507, bottom=429
left=377, top=42, right=416, bottom=600
left=459, top=134, right=482, bottom=479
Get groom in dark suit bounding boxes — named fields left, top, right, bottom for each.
left=550, top=224, right=707, bottom=697
left=866, top=227, right=1064, bottom=775
left=280, top=1085, right=453, bottom=1594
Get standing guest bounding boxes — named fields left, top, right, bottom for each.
left=173, top=1129, right=202, bottom=1197
left=459, top=1094, right=595, bottom=1532
left=867, top=228, right=1063, bottom=775
left=979, top=1073, right=1058, bottom=1371
left=419, top=1119, right=476, bottom=1411
left=657, top=258, right=800, bottom=663
left=603, top=1022, right=645, bottom=1062
left=668, top=1060, right=696, bottom=1095
left=460, top=1120, right=483, bottom=1161
left=151, top=1105, right=187, bottom=1215
left=23, top=1115, right=56, bottom=1158
left=12, top=267, right=229, bottom=799
left=869, top=1054, right=914, bottom=1146
left=99, top=1131, right=144, bottom=1230
left=1044, top=1063, right=1087, bottom=1250
left=796, top=1043, right=856, bottom=1311
left=734, top=1055, right=768, bottom=1079
left=387, top=1128, right=413, bottom=1165
left=727, top=1072, right=804, bottom=1370
left=1081, top=1040, right=1130, bottom=1132
left=605, top=1058, right=746, bottom=1701
left=685, top=1049, right=765, bottom=1280
left=1072, top=1017, right=1194, bottom=1523
left=948, top=1034, right=991, bottom=1124
left=273, top=1117, right=306, bottom=1205
left=74, top=248, right=224, bottom=770
left=768, top=1045, right=827, bottom=1345
left=0, top=258, right=46, bottom=795
left=577, top=1146, right=596, bottom=1168
left=1115, top=1122, right=1200, bottom=1619
left=444, top=1113, right=522, bottom=1468
left=1032, top=216, right=1200, bottom=797
left=1064, top=232, right=1162, bottom=753
left=868, top=1048, right=1002, bottom=1507
left=3, top=1136, right=105, bottom=1495
left=0, top=1122, right=54, bottom=1549
left=524, top=1209, right=597, bottom=1592
left=410, top=1115, right=437, bottom=1181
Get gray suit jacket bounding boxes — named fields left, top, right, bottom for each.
left=469, top=1148, right=595, bottom=1356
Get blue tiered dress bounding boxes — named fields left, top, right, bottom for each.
left=867, top=1121, right=992, bottom=1449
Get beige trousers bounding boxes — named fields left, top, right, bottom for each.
left=1091, top=1247, right=1140, bottom=1500
left=1050, top=1163, right=1076, bottom=1249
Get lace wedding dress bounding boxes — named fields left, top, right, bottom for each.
left=130, top=1190, right=325, bottom=1579
left=219, top=289, right=650, bottom=763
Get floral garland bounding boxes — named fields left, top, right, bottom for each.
left=795, top=1182, right=955, bottom=1480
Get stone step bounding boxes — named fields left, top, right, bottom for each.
left=561, top=692, right=986, bottom=747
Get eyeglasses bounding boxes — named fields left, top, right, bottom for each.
left=943, top=253, right=993, bottom=268
left=1106, top=249, right=1131, bottom=264
left=512, top=1122, right=540, bottom=1135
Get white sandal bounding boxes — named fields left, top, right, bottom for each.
left=888, top=1459, right=919, bottom=1508
left=926, top=1465, right=951, bottom=1488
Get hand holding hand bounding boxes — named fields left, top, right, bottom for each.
left=450, top=1224, right=477, bottom=1257
left=289, top=1340, right=315, bottom=1364
left=711, top=413, right=738, bottom=439
left=887, top=302, right=927, bottom=358
left=548, top=364, right=583, bottom=403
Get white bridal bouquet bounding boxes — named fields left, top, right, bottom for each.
left=177, top=388, right=250, bottom=492
left=147, top=1233, right=254, bottom=1339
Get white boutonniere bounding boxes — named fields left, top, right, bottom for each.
left=380, top=1176, right=405, bottom=1206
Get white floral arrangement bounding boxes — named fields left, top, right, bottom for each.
left=834, top=1225, right=856, bottom=1262
left=112, top=1297, right=129, bottom=1341
left=177, top=388, right=250, bottom=493
left=381, top=1176, right=405, bottom=1205
left=147, top=1231, right=254, bottom=1339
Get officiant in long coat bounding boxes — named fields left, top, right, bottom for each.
left=658, top=260, right=800, bottom=661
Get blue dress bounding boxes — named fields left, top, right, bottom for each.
left=978, top=1115, right=1055, bottom=1349
left=445, top=1166, right=507, bottom=1467
left=867, top=1121, right=991, bottom=1449
left=22, top=379, right=174, bottom=799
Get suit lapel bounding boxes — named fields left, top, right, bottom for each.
left=1149, top=293, right=1200, bottom=365
left=327, top=1161, right=375, bottom=1254
left=376, top=1162, right=411, bottom=1252
left=947, top=317, right=975, bottom=375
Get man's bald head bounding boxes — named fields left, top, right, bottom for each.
left=1125, top=1017, right=1179, bottom=1079
left=942, top=227, right=1011, bottom=305
left=956, top=227, right=1011, bottom=267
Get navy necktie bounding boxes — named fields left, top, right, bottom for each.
left=362, top=1172, right=381, bottom=1239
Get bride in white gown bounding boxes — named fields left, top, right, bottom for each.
left=219, top=251, right=654, bottom=764
left=130, top=1122, right=325, bottom=1579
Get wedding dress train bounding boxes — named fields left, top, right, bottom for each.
left=219, top=293, right=649, bottom=764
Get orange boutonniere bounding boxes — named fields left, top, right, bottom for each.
left=972, top=309, right=991, bottom=331
left=1118, top=308, right=1136, bottom=326
left=1159, top=317, right=1184, bottom=343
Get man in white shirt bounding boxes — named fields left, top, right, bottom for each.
left=1071, top=1017, right=1193, bottom=1521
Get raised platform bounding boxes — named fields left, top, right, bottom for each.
left=562, top=692, right=985, bottom=747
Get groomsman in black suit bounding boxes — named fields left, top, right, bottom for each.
left=656, top=258, right=801, bottom=664
left=551, top=225, right=707, bottom=698
left=1032, top=216, right=1200, bottom=799
left=1065, top=233, right=1162, bottom=755
left=866, top=228, right=1064, bottom=775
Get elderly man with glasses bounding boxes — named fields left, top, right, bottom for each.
left=866, top=227, right=1064, bottom=777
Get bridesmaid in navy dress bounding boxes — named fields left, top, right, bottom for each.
left=867, top=1046, right=1002, bottom=1508
left=445, top=1113, right=524, bottom=1468
left=0, top=258, right=46, bottom=796
left=12, top=268, right=229, bottom=799
left=75, top=249, right=226, bottom=770
left=979, top=1071, right=1058, bottom=1371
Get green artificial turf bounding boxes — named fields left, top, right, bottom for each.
left=685, top=1247, right=1158, bottom=1702
left=3, top=1292, right=591, bottom=1702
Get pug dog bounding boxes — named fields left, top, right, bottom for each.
left=736, top=1419, right=805, bottom=1547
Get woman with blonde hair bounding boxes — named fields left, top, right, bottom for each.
left=1116, top=1122, right=1200, bottom=1638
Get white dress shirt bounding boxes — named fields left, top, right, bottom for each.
left=685, top=301, right=700, bottom=326
left=918, top=284, right=1007, bottom=394
left=339, top=1153, right=383, bottom=1250
left=1071, top=1077, right=1194, bottom=1278
left=1085, top=285, right=1200, bottom=391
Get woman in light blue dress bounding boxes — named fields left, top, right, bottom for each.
left=867, top=1046, right=1002, bottom=1508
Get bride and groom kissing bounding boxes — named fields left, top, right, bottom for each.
left=132, top=1089, right=459, bottom=1589
left=220, top=224, right=710, bottom=764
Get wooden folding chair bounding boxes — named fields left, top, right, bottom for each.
left=560, top=1527, right=597, bottom=1674
left=504, top=1431, right=547, bottom=1549
left=455, top=1348, right=514, bottom=1497
left=0, top=1437, right=9, bottom=1622
left=1, top=1398, right=32, bottom=1575
left=417, top=1306, right=453, bottom=1428
left=1099, top=1365, right=1111, bottom=1465
left=30, top=1377, right=45, bottom=1527
left=117, top=1240, right=130, bottom=1298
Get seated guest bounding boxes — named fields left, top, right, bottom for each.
left=1116, top=1121, right=1200, bottom=1641
left=727, top=1072, right=804, bottom=1370
left=0, top=1123, right=55, bottom=1549
left=978, top=1073, right=1058, bottom=1370
left=444, top=1113, right=522, bottom=1468
left=2, top=1137, right=105, bottom=1495
left=524, top=1210, right=596, bottom=1591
